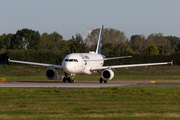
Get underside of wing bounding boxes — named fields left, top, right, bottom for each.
left=8, top=59, right=62, bottom=69
left=91, top=61, right=173, bottom=70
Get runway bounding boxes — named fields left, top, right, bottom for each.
left=0, top=81, right=180, bottom=88
left=0, top=82, right=128, bottom=88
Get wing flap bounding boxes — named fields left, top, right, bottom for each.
left=8, top=59, right=62, bottom=69
left=91, top=61, right=173, bottom=70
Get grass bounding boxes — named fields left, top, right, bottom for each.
left=0, top=87, right=180, bottom=119
left=0, top=64, right=180, bottom=81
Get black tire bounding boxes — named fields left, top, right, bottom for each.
left=63, top=77, right=67, bottom=83
left=67, top=77, right=71, bottom=83
left=104, top=80, right=107, bottom=83
left=99, top=78, right=103, bottom=83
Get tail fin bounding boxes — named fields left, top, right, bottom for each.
left=95, top=25, right=104, bottom=54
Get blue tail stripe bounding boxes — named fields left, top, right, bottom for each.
left=96, top=25, right=104, bottom=54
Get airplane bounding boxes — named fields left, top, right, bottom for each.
left=8, top=25, right=173, bottom=83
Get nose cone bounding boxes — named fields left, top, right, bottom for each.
left=63, top=63, right=74, bottom=74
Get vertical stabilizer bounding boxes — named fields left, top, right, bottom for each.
left=95, top=25, right=104, bottom=54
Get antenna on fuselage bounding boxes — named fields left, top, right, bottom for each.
left=95, top=25, right=104, bottom=54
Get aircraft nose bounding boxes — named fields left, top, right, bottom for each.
left=63, top=63, right=74, bottom=73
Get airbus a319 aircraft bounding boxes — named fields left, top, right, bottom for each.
left=9, top=25, right=173, bottom=83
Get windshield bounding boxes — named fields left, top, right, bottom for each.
left=65, top=59, right=78, bottom=62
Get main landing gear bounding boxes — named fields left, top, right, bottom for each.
left=99, top=78, right=107, bottom=83
left=63, top=73, right=75, bottom=83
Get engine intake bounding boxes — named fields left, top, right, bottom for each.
left=46, top=68, right=58, bottom=80
left=101, top=69, right=114, bottom=80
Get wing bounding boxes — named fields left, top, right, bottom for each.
left=8, top=59, right=62, bottom=69
left=104, top=56, right=132, bottom=60
left=91, top=61, right=173, bottom=70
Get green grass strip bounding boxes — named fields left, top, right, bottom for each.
left=0, top=87, right=180, bottom=119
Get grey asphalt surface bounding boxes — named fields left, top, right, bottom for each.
left=0, top=80, right=180, bottom=88
left=0, top=82, right=128, bottom=88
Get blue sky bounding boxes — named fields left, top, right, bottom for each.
left=0, top=0, right=179, bottom=40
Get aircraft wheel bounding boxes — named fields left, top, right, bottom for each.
left=63, top=77, right=67, bottom=83
left=104, top=80, right=107, bottom=83
left=99, top=78, right=103, bottom=83
left=67, top=77, right=71, bottom=83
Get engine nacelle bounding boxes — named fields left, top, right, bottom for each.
left=46, top=68, right=58, bottom=80
left=101, top=69, right=114, bottom=81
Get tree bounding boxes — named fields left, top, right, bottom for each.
left=145, top=43, right=159, bottom=55
left=129, top=34, right=147, bottom=54
left=147, top=33, right=170, bottom=48
left=15, top=28, right=41, bottom=51
left=0, top=34, right=7, bottom=49
left=40, top=33, right=51, bottom=53
left=114, top=42, right=134, bottom=53
left=0, top=33, right=17, bottom=50
left=158, top=45, right=171, bottom=55
left=103, top=28, right=127, bottom=45
left=176, top=43, right=180, bottom=52
left=69, top=33, right=88, bottom=53
left=40, top=32, right=67, bottom=54
left=102, top=43, right=114, bottom=53
left=87, top=28, right=127, bottom=47
left=10, top=34, right=24, bottom=50
left=165, top=36, right=180, bottom=52
left=6, top=34, right=13, bottom=49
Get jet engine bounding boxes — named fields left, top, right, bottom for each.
left=101, top=69, right=114, bottom=80
left=46, top=68, right=58, bottom=80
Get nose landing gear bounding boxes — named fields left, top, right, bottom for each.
left=63, top=72, right=76, bottom=83
left=71, top=74, right=76, bottom=83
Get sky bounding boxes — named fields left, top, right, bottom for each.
left=0, top=0, right=180, bottom=40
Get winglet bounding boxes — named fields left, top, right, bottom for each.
left=95, top=25, right=104, bottom=54
left=170, top=60, right=173, bottom=65
left=168, top=60, right=173, bottom=65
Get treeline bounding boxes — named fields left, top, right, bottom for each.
left=1, top=50, right=180, bottom=65
left=0, top=28, right=87, bottom=55
left=0, top=28, right=180, bottom=65
left=87, top=28, right=180, bottom=55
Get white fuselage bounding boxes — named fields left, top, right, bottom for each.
left=62, top=53, right=104, bottom=75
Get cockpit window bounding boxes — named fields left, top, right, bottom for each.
left=69, top=59, right=73, bottom=62
left=65, top=59, right=78, bottom=62
left=74, top=59, right=78, bottom=62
